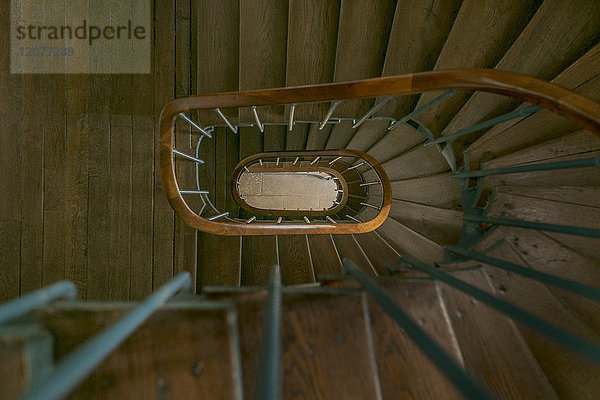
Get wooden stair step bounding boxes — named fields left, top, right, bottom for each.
left=263, top=125, right=287, bottom=152
left=285, top=0, right=340, bottom=121
left=332, top=234, right=377, bottom=276
left=286, top=123, right=310, bottom=151
left=353, top=231, right=401, bottom=276
left=487, top=190, right=600, bottom=262
left=438, top=268, right=559, bottom=399
left=241, top=236, right=278, bottom=286
left=376, top=0, right=462, bottom=118
left=215, top=127, right=240, bottom=217
left=210, top=290, right=382, bottom=400
left=362, top=207, right=445, bottom=264
left=345, top=120, right=389, bottom=152
left=307, top=234, right=343, bottom=277
left=239, top=0, right=288, bottom=123
left=443, top=0, right=600, bottom=153
left=333, top=0, right=396, bottom=118
left=194, top=0, right=240, bottom=126
left=239, top=126, right=263, bottom=160
left=367, top=279, right=464, bottom=399
left=325, top=120, right=355, bottom=149
left=390, top=172, right=463, bottom=209
left=480, top=130, right=600, bottom=189
left=197, top=232, right=241, bottom=288
left=277, top=235, right=315, bottom=285
left=35, top=303, right=244, bottom=400
left=466, top=239, right=600, bottom=399
left=382, top=144, right=450, bottom=181
left=493, top=186, right=600, bottom=208
left=305, top=124, right=333, bottom=150
left=389, top=199, right=463, bottom=245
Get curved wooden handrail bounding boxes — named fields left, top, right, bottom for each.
left=231, top=150, right=381, bottom=218
left=159, top=69, right=600, bottom=235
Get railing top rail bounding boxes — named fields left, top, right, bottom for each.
left=159, top=69, right=600, bottom=235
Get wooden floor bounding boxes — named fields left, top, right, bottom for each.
left=0, top=1, right=184, bottom=301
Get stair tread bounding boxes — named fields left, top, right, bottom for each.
left=286, top=0, right=340, bottom=121
left=367, top=279, right=464, bottom=399
left=333, top=0, right=396, bottom=117
left=390, top=172, right=463, bottom=209
left=353, top=231, right=401, bottom=276
left=376, top=0, right=462, bottom=118
left=241, top=236, right=278, bottom=286
left=382, top=144, right=450, bottom=181
left=465, top=240, right=600, bottom=399
left=495, top=186, right=600, bottom=208
left=467, top=42, right=600, bottom=165
left=325, top=120, right=355, bottom=149
left=35, top=304, right=243, bottom=400
left=197, top=232, right=241, bottom=287
left=215, top=290, right=381, bottom=400
left=438, top=268, right=559, bottom=399
left=307, top=234, right=343, bottom=277
left=443, top=0, right=600, bottom=153
left=305, top=124, right=333, bottom=150
left=389, top=199, right=463, bottom=245
left=277, top=235, right=315, bottom=285
left=332, top=234, right=377, bottom=276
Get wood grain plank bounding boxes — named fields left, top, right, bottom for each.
left=495, top=186, right=600, bottom=208
left=389, top=199, right=463, bottom=245
left=277, top=235, right=314, bottom=285
left=239, top=127, right=263, bottom=160
left=286, top=123, right=309, bottom=151
left=345, top=120, right=389, bottom=152
left=325, top=120, right=354, bottom=149
left=377, top=0, right=462, bottom=118
left=263, top=125, right=286, bottom=152
left=439, top=268, right=559, bottom=399
left=445, top=0, right=600, bottom=153
left=354, top=231, right=400, bottom=275
left=369, top=279, right=464, bottom=399
left=19, top=76, right=44, bottom=295
left=197, top=232, right=241, bottom=287
left=226, top=127, right=241, bottom=216
left=239, top=0, right=288, bottom=123
left=241, top=236, right=278, bottom=285
left=130, top=115, right=155, bottom=300
left=152, top=0, right=176, bottom=289
left=286, top=0, right=340, bottom=120
left=38, top=305, right=243, bottom=400
left=108, top=123, right=132, bottom=300
left=0, top=114, right=22, bottom=301
left=215, top=127, right=229, bottom=211
left=467, top=72, right=600, bottom=166
left=469, top=240, right=600, bottom=399
left=333, top=0, right=397, bottom=117
left=332, top=234, right=376, bottom=275
left=383, top=144, right=450, bottom=181
left=307, top=234, right=342, bottom=277
left=305, top=123, right=332, bottom=150
left=197, top=0, right=239, bottom=125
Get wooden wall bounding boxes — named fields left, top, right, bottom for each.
left=0, top=1, right=195, bottom=301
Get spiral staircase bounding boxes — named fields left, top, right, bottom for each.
left=2, top=1, right=600, bottom=399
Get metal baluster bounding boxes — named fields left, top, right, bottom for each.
left=293, top=157, right=299, bottom=165
left=342, top=260, right=495, bottom=400
left=179, top=190, right=210, bottom=195
left=401, top=254, right=600, bottom=365
left=352, top=96, right=393, bottom=129
left=310, top=157, right=321, bottom=165
left=343, top=161, right=365, bottom=173
left=207, top=212, right=229, bottom=221
left=255, top=266, right=282, bottom=400
left=173, top=149, right=204, bottom=164
left=215, top=108, right=238, bottom=133
left=246, top=216, right=257, bottom=224
left=21, top=273, right=192, bottom=400
left=178, top=112, right=212, bottom=138
left=427, top=105, right=540, bottom=146
left=360, top=202, right=380, bottom=210
left=360, top=181, right=380, bottom=186
left=288, top=104, right=296, bottom=131
left=326, top=216, right=337, bottom=224
left=329, top=156, right=342, bottom=165
left=319, top=101, right=342, bottom=130
left=0, top=282, right=77, bottom=326
left=276, top=217, right=282, bottom=224
left=251, top=106, right=265, bottom=133
left=388, top=90, right=456, bottom=131
left=346, top=215, right=361, bottom=223
left=304, top=216, right=310, bottom=224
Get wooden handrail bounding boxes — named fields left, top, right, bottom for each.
left=159, top=69, right=600, bottom=235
